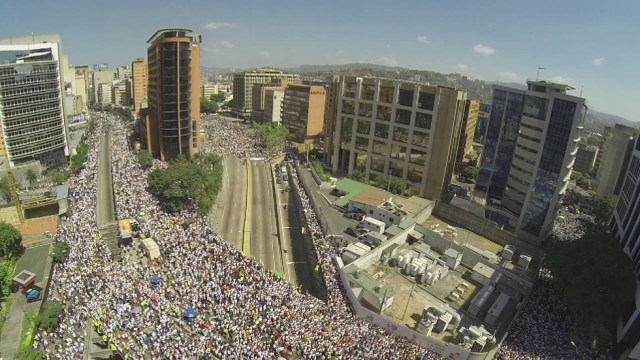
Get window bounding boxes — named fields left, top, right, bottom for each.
left=342, top=100, right=355, bottom=115
left=418, top=92, right=435, bottom=110
left=376, top=106, right=392, bottom=121
left=410, top=149, right=426, bottom=165
left=374, top=123, right=390, bottom=139
left=372, top=140, right=388, bottom=155
left=412, top=131, right=429, bottom=148
left=395, top=109, right=411, bottom=125
left=370, top=157, right=385, bottom=172
left=407, top=166, right=423, bottom=183
left=393, top=126, right=409, bottom=142
left=379, top=85, right=394, bottom=103
left=358, top=103, right=373, bottom=117
left=344, top=82, right=357, bottom=98
left=415, top=112, right=432, bottom=129
left=398, top=88, right=414, bottom=107
left=391, top=144, right=408, bottom=161
left=355, top=136, right=369, bottom=151
left=361, top=83, right=375, bottom=100
left=356, top=119, right=371, bottom=135
left=523, top=96, right=547, bottom=120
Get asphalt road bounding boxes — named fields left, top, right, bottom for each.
left=248, top=159, right=283, bottom=275
left=96, top=129, right=115, bottom=226
left=220, top=156, right=247, bottom=252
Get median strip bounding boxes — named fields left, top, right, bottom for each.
left=243, top=158, right=251, bottom=256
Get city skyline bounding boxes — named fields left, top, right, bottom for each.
left=0, top=0, right=638, bottom=121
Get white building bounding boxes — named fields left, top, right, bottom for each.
left=264, top=88, right=284, bottom=125
left=0, top=35, right=70, bottom=168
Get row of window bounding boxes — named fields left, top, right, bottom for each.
left=0, top=85, right=59, bottom=98
left=2, top=113, right=62, bottom=130
left=343, top=82, right=436, bottom=111
left=3, top=103, right=60, bottom=118
left=9, top=140, right=65, bottom=159
left=1, top=94, right=59, bottom=108
left=341, top=100, right=433, bottom=129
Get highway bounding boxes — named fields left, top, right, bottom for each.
left=248, top=159, right=283, bottom=275
left=219, top=156, right=247, bottom=252
left=96, top=129, right=115, bottom=226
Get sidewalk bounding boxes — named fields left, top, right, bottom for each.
left=0, top=243, right=53, bottom=359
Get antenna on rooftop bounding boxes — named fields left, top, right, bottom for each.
left=580, top=85, right=584, bottom=97
left=536, top=65, right=545, bottom=80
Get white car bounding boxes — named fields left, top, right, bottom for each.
left=281, top=166, right=287, bottom=174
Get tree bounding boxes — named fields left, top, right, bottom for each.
left=14, top=346, right=43, bottom=360
left=465, top=166, right=479, bottom=180
left=25, top=169, right=37, bottom=185
left=593, top=195, right=619, bottom=225
left=573, top=173, right=591, bottom=189
left=48, top=170, right=70, bottom=186
left=70, top=143, right=89, bottom=174
left=209, top=93, right=226, bottom=103
left=137, top=150, right=153, bottom=169
left=34, top=302, right=63, bottom=331
left=200, top=97, right=219, bottom=113
left=51, top=242, right=68, bottom=264
left=0, top=177, right=10, bottom=202
left=349, top=170, right=366, bottom=182
left=373, top=176, right=407, bottom=195
left=253, top=123, right=289, bottom=153
left=0, top=222, right=22, bottom=259
left=546, top=231, right=636, bottom=347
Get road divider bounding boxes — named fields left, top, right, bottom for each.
left=243, top=158, right=251, bottom=256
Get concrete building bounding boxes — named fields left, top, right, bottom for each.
left=141, top=28, right=203, bottom=161
left=264, top=88, right=284, bottom=125
left=251, top=83, right=282, bottom=123
left=97, top=83, right=112, bottom=105
left=325, top=75, right=466, bottom=200
left=91, top=69, right=116, bottom=104
left=596, top=124, right=639, bottom=199
left=116, top=65, right=131, bottom=80
left=282, top=83, right=326, bottom=143
left=573, top=143, right=598, bottom=174
left=475, top=102, right=491, bottom=144
left=111, top=79, right=130, bottom=107
left=201, top=82, right=218, bottom=98
left=0, top=35, right=70, bottom=169
left=231, top=69, right=299, bottom=118
left=73, top=65, right=90, bottom=107
left=477, top=81, right=586, bottom=244
left=611, top=134, right=640, bottom=360
left=131, top=58, right=148, bottom=117
left=457, top=99, right=479, bottom=162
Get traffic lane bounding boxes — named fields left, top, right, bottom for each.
left=220, top=156, right=247, bottom=251
left=97, top=130, right=115, bottom=226
left=273, top=170, right=297, bottom=287
left=263, top=163, right=284, bottom=276
left=250, top=160, right=276, bottom=271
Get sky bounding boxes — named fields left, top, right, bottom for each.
left=1, top=0, right=639, bottom=120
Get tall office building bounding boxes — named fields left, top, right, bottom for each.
left=595, top=124, right=639, bottom=199
left=281, top=83, right=326, bottom=144
left=131, top=58, right=148, bottom=116
left=325, top=75, right=466, bottom=199
left=477, top=81, right=586, bottom=244
left=231, top=69, right=299, bottom=118
left=456, top=99, right=479, bottom=162
left=611, top=134, right=640, bottom=360
left=141, top=28, right=202, bottom=161
left=475, top=102, right=491, bottom=144
left=264, top=88, right=284, bottom=125
left=91, top=69, right=116, bottom=104
left=116, top=65, right=131, bottom=80
left=73, top=65, right=90, bottom=106
left=0, top=35, right=70, bottom=169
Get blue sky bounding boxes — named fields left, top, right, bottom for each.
left=1, top=0, right=638, bottom=120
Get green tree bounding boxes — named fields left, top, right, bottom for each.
left=0, top=222, right=22, bottom=259
left=25, top=169, right=37, bottom=185
left=137, top=150, right=153, bottom=169
left=253, top=123, right=289, bottom=153
left=34, top=302, right=63, bottom=331
left=51, top=242, right=68, bottom=264
left=465, top=166, right=479, bottom=180
left=0, top=259, right=16, bottom=299
left=573, top=173, right=592, bottom=189
left=48, top=170, right=70, bottom=186
left=209, top=93, right=226, bottom=103
left=593, top=195, right=619, bottom=225
left=0, top=177, right=10, bottom=202
left=70, top=143, right=89, bottom=174
left=546, top=231, right=636, bottom=347
left=373, top=176, right=407, bottom=195
left=200, top=97, right=219, bottom=113
left=349, top=170, right=366, bottom=182
left=14, top=346, right=43, bottom=360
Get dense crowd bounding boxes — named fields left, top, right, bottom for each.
left=550, top=206, right=591, bottom=242
left=496, top=269, right=611, bottom=360
left=34, top=111, right=437, bottom=359
left=201, top=114, right=265, bottom=158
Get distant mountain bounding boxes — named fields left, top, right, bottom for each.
left=585, top=109, right=638, bottom=129
left=290, top=63, right=405, bottom=72
left=201, top=66, right=235, bottom=73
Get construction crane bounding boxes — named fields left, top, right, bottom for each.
left=7, top=171, right=24, bottom=223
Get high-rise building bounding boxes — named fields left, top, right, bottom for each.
left=232, top=69, right=299, bottom=118
left=264, top=88, right=284, bottom=125
left=325, top=75, right=466, bottom=199
left=116, top=65, right=131, bottom=80
left=73, top=65, right=90, bottom=107
left=91, top=69, right=116, bottom=104
left=131, top=58, right=148, bottom=117
left=595, top=124, right=639, bottom=199
left=611, top=134, right=640, bottom=360
left=477, top=81, right=586, bottom=244
left=111, top=80, right=130, bottom=107
left=0, top=35, right=70, bottom=169
left=456, top=99, right=480, bottom=162
left=475, top=102, right=491, bottom=143
left=98, top=83, right=112, bottom=105
left=282, top=83, right=327, bottom=144
left=141, top=28, right=202, bottom=161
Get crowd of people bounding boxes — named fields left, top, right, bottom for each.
left=34, top=111, right=437, bottom=359
left=201, top=114, right=266, bottom=158
left=32, top=110, right=610, bottom=359
left=550, top=206, right=591, bottom=242
left=496, top=269, right=611, bottom=360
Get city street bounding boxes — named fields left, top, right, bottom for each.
left=219, top=155, right=247, bottom=252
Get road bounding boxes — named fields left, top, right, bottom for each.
left=219, top=156, right=247, bottom=252
left=248, top=159, right=283, bottom=275
left=96, top=129, right=115, bottom=226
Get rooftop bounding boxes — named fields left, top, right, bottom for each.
left=334, top=178, right=373, bottom=207
left=351, top=187, right=392, bottom=208
left=526, top=79, right=575, bottom=92
left=147, top=28, right=194, bottom=44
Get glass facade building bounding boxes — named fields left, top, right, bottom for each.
left=478, top=81, right=586, bottom=244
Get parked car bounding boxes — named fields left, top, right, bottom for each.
left=345, top=227, right=358, bottom=237
left=281, top=166, right=287, bottom=173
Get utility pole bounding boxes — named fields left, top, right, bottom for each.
left=402, top=282, right=416, bottom=320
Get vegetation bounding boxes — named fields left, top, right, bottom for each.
left=0, top=259, right=16, bottom=337
left=17, top=310, right=38, bottom=356
left=200, top=97, right=219, bottom=113
left=48, top=170, right=71, bottom=186
left=465, top=166, right=479, bottom=180
left=86, top=117, right=96, bottom=134
left=593, top=195, right=619, bottom=225
left=348, top=170, right=366, bottom=182
left=14, top=346, right=43, bottom=360
left=34, top=302, right=63, bottom=331
left=0, top=177, right=10, bottom=202
left=546, top=230, right=636, bottom=347
left=70, top=143, right=89, bottom=174
left=137, top=150, right=154, bottom=169
left=311, top=160, right=331, bottom=182
left=572, top=172, right=592, bottom=189
left=0, top=222, right=23, bottom=259
left=253, top=123, right=289, bottom=153
left=209, top=93, right=226, bottom=103
left=147, top=153, right=223, bottom=215
left=25, top=170, right=37, bottom=185
left=373, top=176, right=407, bottom=195
left=51, top=242, right=68, bottom=264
